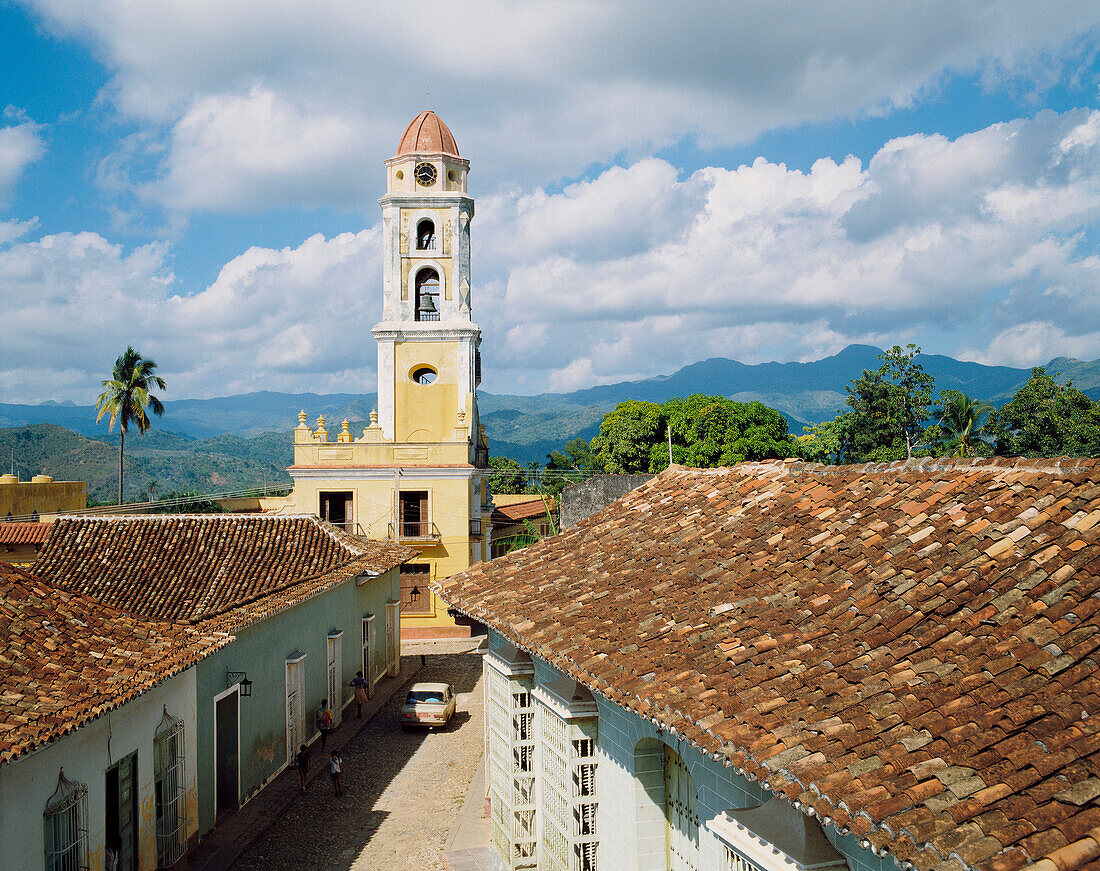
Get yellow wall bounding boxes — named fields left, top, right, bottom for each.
left=0, top=475, right=86, bottom=521
left=393, top=342, right=466, bottom=442
left=284, top=472, right=483, bottom=631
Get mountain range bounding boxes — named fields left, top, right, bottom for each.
left=3, top=344, right=1098, bottom=501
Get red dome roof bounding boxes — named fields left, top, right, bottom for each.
left=396, top=111, right=460, bottom=157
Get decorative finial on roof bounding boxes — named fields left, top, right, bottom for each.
left=297, top=410, right=308, bottom=426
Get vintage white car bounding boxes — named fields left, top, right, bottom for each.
left=401, top=682, right=457, bottom=728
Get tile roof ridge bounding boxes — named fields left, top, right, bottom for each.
left=53, top=513, right=312, bottom=521
left=784, top=455, right=1100, bottom=477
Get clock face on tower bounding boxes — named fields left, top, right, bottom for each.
left=414, top=162, right=437, bottom=187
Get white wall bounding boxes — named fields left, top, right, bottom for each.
left=487, top=630, right=896, bottom=871
left=0, top=669, right=198, bottom=871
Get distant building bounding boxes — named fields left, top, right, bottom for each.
left=0, top=473, right=85, bottom=522
left=31, top=514, right=412, bottom=856
left=439, top=458, right=1100, bottom=871
left=0, top=520, right=51, bottom=564
left=490, top=496, right=557, bottom=558
left=283, top=110, right=490, bottom=639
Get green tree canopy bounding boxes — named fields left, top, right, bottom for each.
left=833, top=344, right=935, bottom=463
left=589, top=395, right=794, bottom=473
left=666, top=395, right=793, bottom=468
left=590, top=400, right=667, bottom=473
left=795, top=419, right=844, bottom=464
left=95, top=346, right=167, bottom=505
left=928, top=391, right=994, bottom=458
left=989, top=368, right=1100, bottom=457
left=544, top=437, right=601, bottom=496
left=488, top=456, right=529, bottom=494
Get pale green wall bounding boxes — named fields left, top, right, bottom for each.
left=196, top=568, right=400, bottom=835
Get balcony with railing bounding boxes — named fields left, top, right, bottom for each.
left=387, top=521, right=442, bottom=543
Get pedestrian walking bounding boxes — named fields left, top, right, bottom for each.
left=316, top=700, right=334, bottom=748
left=350, top=671, right=369, bottom=718
left=329, top=750, right=343, bottom=795
left=295, top=743, right=310, bottom=793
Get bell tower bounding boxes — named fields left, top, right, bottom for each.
left=286, top=110, right=490, bottom=640
left=374, top=110, right=481, bottom=445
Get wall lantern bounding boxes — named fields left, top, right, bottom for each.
left=227, top=671, right=253, bottom=697
left=409, top=585, right=421, bottom=604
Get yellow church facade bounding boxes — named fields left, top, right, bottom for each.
left=284, top=111, right=491, bottom=638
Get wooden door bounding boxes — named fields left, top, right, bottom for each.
left=215, top=692, right=239, bottom=812
left=106, top=752, right=138, bottom=871
left=363, top=616, right=376, bottom=696
left=327, top=633, right=343, bottom=725
left=665, top=746, right=700, bottom=871
left=286, top=657, right=305, bottom=764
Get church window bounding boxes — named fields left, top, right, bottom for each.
left=415, top=269, right=440, bottom=321
left=412, top=366, right=437, bottom=385
left=416, top=219, right=436, bottom=250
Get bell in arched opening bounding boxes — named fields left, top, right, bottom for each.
left=415, top=268, right=441, bottom=321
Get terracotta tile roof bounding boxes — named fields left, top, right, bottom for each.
left=0, top=561, right=230, bottom=765
left=492, top=497, right=556, bottom=524
left=436, top=458, right=1100, bottom=871
left=0, top=521, right=51, bottom=545
left=34, top=515, right=414, bottom=627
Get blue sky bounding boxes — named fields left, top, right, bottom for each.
left=2, top=1, right=1100, bottom=403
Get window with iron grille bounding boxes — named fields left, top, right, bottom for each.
left=486, top=649, right=537, bottom=868
left=537, top=701, right=598, bottom=871
left=154, top=707, right=188, bottom=868
left=44, top=768, right=89, bottom=871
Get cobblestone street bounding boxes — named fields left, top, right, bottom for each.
left=228, top=650, right=484, bottom=871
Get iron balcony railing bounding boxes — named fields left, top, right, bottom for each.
left=387, top=521, right=441, bottom=541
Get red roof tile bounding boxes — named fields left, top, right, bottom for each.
left=0, top=521, right=51, bottom=544
left=0, top=561, right=230, bottom=765
left=492, top=497, right=556, bottom=523
left=34, top=515, right=413, bottom=627
left=437, top=458, right=1100, bottom=871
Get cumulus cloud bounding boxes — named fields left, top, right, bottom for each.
left=3, top=108, right=1100, bottom=401
left=0, top=228, right=382, bottom=402
left=0, top=110, right=45, bottom=197
left=22, top=0, right=1100, bottom=211
left=472, top=108, right=1100, bottom=391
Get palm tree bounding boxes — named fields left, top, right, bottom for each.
left=931, top=391, right=994, bottom=458
left=95, top=347, right=167, bottom=505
